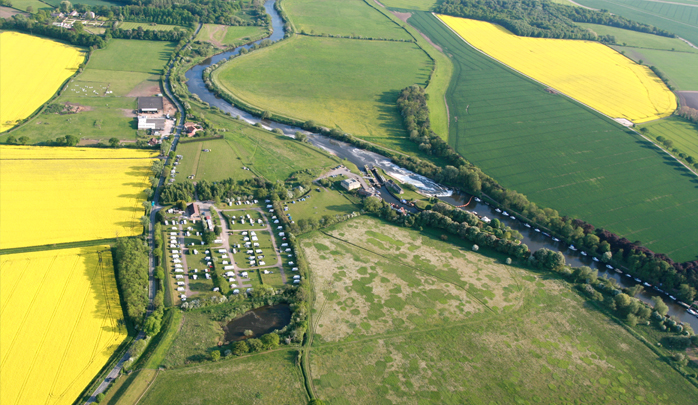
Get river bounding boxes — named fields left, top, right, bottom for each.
left=182, top=0, right=697, bottom=330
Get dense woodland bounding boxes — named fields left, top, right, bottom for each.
left=114, top=238, right=150, bottom=328
left=435, top=0, right=673, bottom=40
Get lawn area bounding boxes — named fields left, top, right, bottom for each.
left=117, top=22, right=183, bottom=31
left=409, top=11, right=698, bottom=263
left=640, top=116, right=698, bottom=158
left=302, top=217, right=698, bottom=404
left=572, top=0, right=698, bottom=47
left=176, top=108, right=339, bottom=182
left=229, top=229, right=279, bottom=270
left=3, top=39, right=175, bottom=144
left=194, top=24, right=267, bottom=48
left=614, top=46, right=698, bottom=91
left=139, top=350, right=307, bottom=405
left=285, top=0, right=411, bottom=39
left=284, top=188, right=359, bottom=223
left=214, top=35, right=432, bottom=146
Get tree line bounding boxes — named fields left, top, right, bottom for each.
left=435, top=0, right=673, bottom=41
left=114, top=238, right=150, bottom=328
left=0, top=15, right=106, bottom=48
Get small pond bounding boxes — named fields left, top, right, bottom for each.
left=224, top=304, right=291, bottom=341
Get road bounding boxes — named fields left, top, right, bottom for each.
left=84, top=24, right=193, bottom=405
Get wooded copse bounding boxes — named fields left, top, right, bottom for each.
left=435, top=0, right=674, bottom=40
left=114, top=238, right=150, bottom=327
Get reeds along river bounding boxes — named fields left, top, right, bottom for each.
left=184, top=0, right=697, bottom=330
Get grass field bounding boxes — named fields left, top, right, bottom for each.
left=117, top=22, right=182, bottom=31
left=640, top=116, right=698, bottom=158
left=175, top=108, right=339, bottom=183
left=0, top=247, right=127, bottom=405
left=285, top=188, right=359, bottom=223
left=214, top=35, right=431, bottom=144
left=572, top=0, right=698, bottom=47
left=41, top=0, right=120, bottom=6
left=139, top=350, right=307, bottom=405
left=194, top=24, right=267, bottom=48
left=3, top=39, right=174, bottom=143
left=7, top=0, right=52, bottom=12
left=578, top=22, right=697, bottom=52
left=302, top=217, right=698, bottom=403
left=0, top=31, right=85, bottom=132
left=410, top=11, right=698, bottom=263
left=438, top=15, right=676, bottom=123
left=0, top=146, right=155, bottom=249
left=615, top=46, right=698, bottom=91
left=285, top=0, right=411, bottom=39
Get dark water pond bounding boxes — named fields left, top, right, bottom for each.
left=224, top=304, right=291, bottom=341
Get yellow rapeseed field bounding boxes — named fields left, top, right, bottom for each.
left=0, top=145, right=156, bottom=249
left=437, top=15, right=676, bottom=124
left=0, top=247, right=127, bottom=405
left=0, top=31, right=85, bottom=132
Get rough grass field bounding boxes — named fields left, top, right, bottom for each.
left=616, top=47, right=698, bottom=91
left=303, top=217, right=698, bottom=404
left=438, top=15, right=676, bottom=123
left=285, top=0, right=411, bottom=39
left=0, top=247, right=127, bottom=405
left=3, top=39, right=174, bottom=143
left=0, top=31, right=85, bottom=132
left=139, top=350, right=306, bottom=405
left=573, top=0, right=698, bottom=47
left=410, top=12, right=698, bottom=262
left=194, top=24, right=267, bottom=48
left=214, top=35, right=431, bottom=145
left=285, top=188, right=359, bottom=223
left=175, top=112, right=338, bottom=182
left=579, top=22, right=697, bottom=52
left=640, top=116, right=698, bottom=158
left=0, top=146, right=155, bottom=249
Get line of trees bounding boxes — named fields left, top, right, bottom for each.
left=0, top=15, right=106, bottom=48
left=108, top=26, right=190, bottom=41
left=114, top=238, right=150, bottom=327
left=160, top=182, right=195, bottom=204
left=435, top=0, right=673, bottom=40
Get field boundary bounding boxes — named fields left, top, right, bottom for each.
left=0, top=237, right=118, bottom=256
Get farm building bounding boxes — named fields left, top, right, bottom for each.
left=137, top=116, right=166, bottom=130
left=138, top=96, right=164, bottom=113
left=341, top=178, right=361, bottom=191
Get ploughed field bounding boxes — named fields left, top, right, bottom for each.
left=438, top=15, right=676, bottom=124
left=302, top=217, right=698, bottom=404
left=0, top=31, right=85, bottom=132
left=0, top=146, right=155, bottom=250
left=0, top=247, right=127, bottom=405
left=409, top=12, right=698, bottom=262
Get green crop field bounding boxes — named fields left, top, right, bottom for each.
left=8, top=0, right=52, bottom=12
left=615, top=47, right=698, bottom=90
left=302, top=217, right=698, bottom=404
left=285, top=0, right=411, bottom=39
left=409, top=12, right=698, bottom=262
left=3, top=39, right=174, bottom=144
left=641, top=116, right=698, bottom=158
left=578, top=23, right=697, bottom=52
left=213, top=35, right=432, bottom=150
left=379, top=0, right=437, bottom=11
left=572, top=0, right=698, bottom=47
left=140, top=350, right=306, bottom=405
left=117, top=22, right=183, bottom=31
left=194, top=24, right=267, bottom=48
left=175, top=109, right=338, bottom=183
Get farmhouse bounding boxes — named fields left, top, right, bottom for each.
left=186, top=203, right=201, bottom=220
left=137, top=116, right=166, bottom=131
left=341, top=178, right=360, bottom=191
left=138, top=96, right=164, bottom=113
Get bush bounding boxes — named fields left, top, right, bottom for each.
left=211, top=350, right=221, bottom=361
left=96, top=393, right=105, bottom=403
left=247, top=338, right=263, bottom=352
left=232, top=341, right=249, bottom=355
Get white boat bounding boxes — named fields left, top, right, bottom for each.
left=580, top=251, right=587, bottom=256
left=634, top=277, right=641, bottom=283
left=552, top=237, right=560, bottom=242
left=643, top=282, right=651, bottom=287
left=534, top=228, right=541, bottom=232
left=687, top=309, right=698, bottom=317
left=614, top=269, right=623, bottom=274
left=474, top=197, right=481, bottom=202
left=605, top=264, right=613, bottom=269
left=669, top=295, right=677, bottom=300
left=592, top=257, right=599, bottom=262
left=502, top=211, right=509, bottom=216
left=569, top=245, right=577, bottom=251
left=495, top=208, right=501, bottom=213
left=625, top=274, right=632, bottom=278
left=524, top=224, right=531, bottom=228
